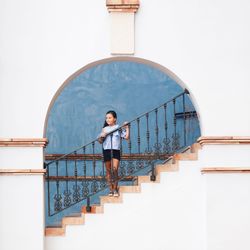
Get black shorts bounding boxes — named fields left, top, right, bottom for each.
left=103, top=149, right=121, bottom=162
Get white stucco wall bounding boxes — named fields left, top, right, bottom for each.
left=46, top=148, right=207, bottom=250
left=0, top=0, right=250, bottom=137
left=45, top=144, right=250, bottom=250
left=0, top=174, right=45, bottom=250
left=0, top=146, right=45, bottom=250
left=1, top=1, right=250, bottom=250
left=206, top=173, right=250, bottom=250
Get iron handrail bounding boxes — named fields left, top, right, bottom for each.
left=45, top=87, right=200, bottom=218
left=45, top=89, right=188, bottom=166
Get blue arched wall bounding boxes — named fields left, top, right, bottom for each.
left=44, top=59, right=200, bottom=154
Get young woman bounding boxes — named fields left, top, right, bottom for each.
left=98, top=110, right=130, bottom=197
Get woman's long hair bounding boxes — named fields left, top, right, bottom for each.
left=103, top=110, right=117, bottom=128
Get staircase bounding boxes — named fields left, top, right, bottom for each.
left=44, top=89, right=202, bottom=250
left=45, top=142, right=201, bottom=237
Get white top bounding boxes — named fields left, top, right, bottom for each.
left=97, top=124, right=127, bottom=150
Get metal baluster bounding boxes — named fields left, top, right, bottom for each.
left=136, top=118, right=143, bottom=169
left=74, top=151, right=77, bottom=186
left=163, top=103, right=171, bottom=154
left=65, top=159, right=69, bottom=190
left=83, top=147, right=86, bottom=184
left=54, top=161, right=62, bottom=212
left=145, top=112, right=152, bottom=162
left=173, top=99, right=177, bottom=137
left=73, top=151, right=80, bottom=203
left=63, top=159, right=71, bottom=208
left=128, top=123, right=132, bottom=156
left=100, top=148, right=106, bottom=188
left=183, top=93, right=187, bottom=147
left=164, top=103, right=168, bottom=140
left=154, top=108, right=161, bottom=156
left=91, top=141, right=98, bottom=194
left=155, top=108, right=159, bottom=149
left=146, top=113, right=150, bottom=153
left=86, top=196, right=91, bottom=213
left=119, top=128, right=126, bottom=177
left=137, top=118, right=141, bottom=155
left=150, top=109, right=160, bottom=181
left=82, top=146, right=89, bottom=198
left=172, top=97, right=180, bottom=152
left=92, top=143, right=96, bottom=181
left=46, top=163, right=51, bottom=216
left=127, top=123, right=134, bottom=174
left=86, top=144, right=91, bottom=213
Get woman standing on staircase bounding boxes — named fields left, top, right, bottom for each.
left=98, top=110, right=130, bottom=197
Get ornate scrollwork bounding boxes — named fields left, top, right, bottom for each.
left=162, top=137, right=171, bottom=154
left=73, top=184, right=81, bottom=203
left=119, top=161, right=127, bottom=177
left=91, top=180, right=99, bottom=193
left=136, top=159, right=144, bottom=170
left=172, top=133, right=180, bottom=152
left=100, top=175, right=107, bottom=189
left=144, top=147, right=154, bottom=166
left=153, top=142, right=162, bottom=157
left=127, top=161, right=135, bottom=175
left=54, top=193, right=62, bottom=212
left=63, top=190, right=71, bottom=208
left=81, top=181, right=89, bottom=198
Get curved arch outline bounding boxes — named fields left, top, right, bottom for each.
left=43, top=56, right=203, bottom=142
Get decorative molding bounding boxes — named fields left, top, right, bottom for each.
left=106, top=0, right=140, bottom=13
left=201, top=167, right=250, bottom=174
left=0, top=169, right=46, bottom=175
left=0, top=138, right=48, bottom=147
left=197, top=136, right=250, bottom=145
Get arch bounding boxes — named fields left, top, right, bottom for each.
left=43, top=56, right=202, bottom=154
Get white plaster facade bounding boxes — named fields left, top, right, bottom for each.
left=0, top=0, right=250, bottom=250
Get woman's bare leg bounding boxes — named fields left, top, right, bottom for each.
left=105, top=161, right=114, bottom=192
left=112, top=158, right=120, bottom=191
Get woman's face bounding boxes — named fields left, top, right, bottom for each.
left=106, top=113, right=116, bottom=126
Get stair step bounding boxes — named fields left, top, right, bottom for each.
left=155, top=163, right=179, bottom=175
left=82, top=205, right=104, bottom=214
left=119, top=185, right=141, bottom=193
left=62, top=215, right=84, bottom=225
left=100, top=194, right=123, bottom=205
left=180, top=146, right=192, bottom=153
left=137, top=175, right=151, bottom=185
left=45, top=226, right=65, bottom=237
left=191, top=143, right=202, bottom=152
left=174, top=152, right=197, bottom=160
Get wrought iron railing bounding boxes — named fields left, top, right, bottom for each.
left=44, top=89, right=200, bottom=217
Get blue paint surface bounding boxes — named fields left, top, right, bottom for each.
left=44, top=60, right=201, bottom=226
left=45, top=61, right=187, bottom=154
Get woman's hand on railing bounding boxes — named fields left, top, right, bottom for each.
left=100, top=132, right=107, bottom=137
left=98, top=136, right=105, bottom=144
left=98, top=132, right=107, bottom=144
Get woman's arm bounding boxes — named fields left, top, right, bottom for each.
left=98, top=128, right=106, bottom=144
